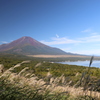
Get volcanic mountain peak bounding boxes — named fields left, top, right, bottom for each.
left=12, top=36, right=39, bottom=45
left=19, top=36, right=50, bottom=48
left=8, top=36, right=47, bottom=48
left=19, top=36, right=36, bottom=42
left=0, top=36, right=71, bottom=55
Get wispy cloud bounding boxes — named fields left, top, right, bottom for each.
left=73, top=49, right=100, bottom=55
left=90, top=32, right=98, bottom=35
left=79, top=34, right=100, bottom=43
left=61, top=47, right=71, bottom=51
left=10, top=40, right=14, bottom=42
left=56, top=34, right=59, bottom=38
left=81, top=28, right=91, bottom=33
left=40, top=29, right=100, bottom=55
left=40, top=37, right=81, bottom=45
left=1, top=41, right=8, bottom=44
left=40, top=32, right=100, bottom=46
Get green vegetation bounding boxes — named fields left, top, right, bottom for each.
left=0, top=54, right=100, bottom=99
left=0, top=77, right=69, bottom=100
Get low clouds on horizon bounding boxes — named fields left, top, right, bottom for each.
left=40, top=29, right=100, bottom=55
left=40, top=34, right=100, bottom=45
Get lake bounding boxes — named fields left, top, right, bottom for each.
left=57, top=60, right=100, bottom=68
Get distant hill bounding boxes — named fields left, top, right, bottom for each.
left=0, top=36, right=76, bottom=55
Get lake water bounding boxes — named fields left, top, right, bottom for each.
left=57, top=60, right=100, bottom=68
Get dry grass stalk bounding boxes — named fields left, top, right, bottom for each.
left=18, top=67, right=29, bottom=76
left=0, top=64, right=4, bottom=73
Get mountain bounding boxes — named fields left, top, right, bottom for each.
left=0, top=36, right=74, bottom=55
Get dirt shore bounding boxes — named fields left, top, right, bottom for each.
left=27, top=55, right=89, bottom=58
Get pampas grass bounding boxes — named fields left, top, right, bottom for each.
left=0, top=58, right=100, bottom=100
left=0, top=61, right=69, bottom=100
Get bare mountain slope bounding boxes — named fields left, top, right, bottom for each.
left=0, top=36, right=75, bottom=55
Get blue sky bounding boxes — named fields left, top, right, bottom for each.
left=1, top=0, right=100, bottom=55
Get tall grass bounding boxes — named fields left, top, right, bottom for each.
left=0, top=61, right=70, bottom=100
left=0, top=58, right=100, bottom=100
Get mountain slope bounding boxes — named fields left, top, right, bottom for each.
left=0, top=36, right=73, bottom=55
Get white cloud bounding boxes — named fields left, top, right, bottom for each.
left=40, top=34, right=100, bottom=45
left=40, top=31, right=100, bottom=55
left=41, top=32, right=100, bottom=46
left=40, top=37, right=81, bottom=45
left=10, top=40, right=14, bottom=42
left=61, top=47, right=71, bottom=51
left=56, top=34, right=59, bottom=38
left=79, top=34, right=100, bottom=43
left=40, top=33, right=100, bottom=46
left=90, top=32, right=98, bottom=35
left=39, top=32, right=100, bottom=55
left=73, top=49, right=100, bottom=55
left=81, top=28, right=91, bottom=33
left=1, top=41, right=8, bottom=44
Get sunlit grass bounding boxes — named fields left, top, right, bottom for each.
left=0, top=57, right=100, bottom=100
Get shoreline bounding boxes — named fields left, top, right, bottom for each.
left=27, top=54, right=90, bottom=58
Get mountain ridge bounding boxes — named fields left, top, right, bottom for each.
left=0, top=36, right=75, bottom=55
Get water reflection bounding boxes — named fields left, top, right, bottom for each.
left=57, top=60, right=100, bottom=68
